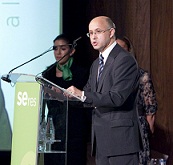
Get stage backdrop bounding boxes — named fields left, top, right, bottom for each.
left=0, top=0, right=62, bottom=129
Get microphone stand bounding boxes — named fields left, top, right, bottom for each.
left=35, top=48, right=72, bottom=81
left=1, top=46, right=54, bottom=83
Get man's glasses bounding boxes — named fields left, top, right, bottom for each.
left=86, top=28, right=113, bottom=37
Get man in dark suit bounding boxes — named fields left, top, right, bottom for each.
left=66, top=16, right=141, bottom=165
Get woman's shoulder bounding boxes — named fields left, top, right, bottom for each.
left=42, top=63, right=56, bottom=77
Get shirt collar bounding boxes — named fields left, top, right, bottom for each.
left=100, top=41, right=117, bottom=64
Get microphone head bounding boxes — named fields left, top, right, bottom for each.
left=72, top=36, right=82, bottom=48
left=52, top=46, right=57, bottom=50
left=1, top=75, right=11, bottom=83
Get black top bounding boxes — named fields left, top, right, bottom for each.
left=42, top=60, right=89, bottom=90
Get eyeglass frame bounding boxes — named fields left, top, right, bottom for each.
left=86, top=27, right=114, bottom=37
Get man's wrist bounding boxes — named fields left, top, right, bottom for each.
left=81, top=91, right=86, bottom=101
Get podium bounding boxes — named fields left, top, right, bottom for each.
left=3, top=73, right=83, bottom=165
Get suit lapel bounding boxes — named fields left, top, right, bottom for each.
left=97, top=56, right=114, bottom=91
left=96, top=44, right=121, bottom=91
left=92, top=58, right=99, bottom=91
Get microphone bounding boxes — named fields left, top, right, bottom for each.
left=1, top=46, right=54, bottom=83
left=39, top=52, right=69, bottom=77
left=1, top=75, right=11, bottom=83
left=35, top=48, right=74, bottom=83
left=72, top=36, right=82, bottom=48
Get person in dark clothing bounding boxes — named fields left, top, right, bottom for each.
left=42, top=34, right=91, bottom=165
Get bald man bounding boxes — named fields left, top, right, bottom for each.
left=66, top=16, right=141, bottom=165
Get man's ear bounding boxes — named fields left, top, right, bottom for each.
left=110, top=28, right=115, bottom=38
left=70, top=48, right=76, bottom=56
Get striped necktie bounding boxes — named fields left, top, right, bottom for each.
left=98, top=54, right=104, bottom=81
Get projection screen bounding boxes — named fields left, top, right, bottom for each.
left=0, top=0, right=62, bottom=129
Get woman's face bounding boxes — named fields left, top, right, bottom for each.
left=116, top=39, right=129, bottom=51
left=53, top=39, right=74, bottom=65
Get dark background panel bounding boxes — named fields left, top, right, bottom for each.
left=63, top=0, right=173, bottom=164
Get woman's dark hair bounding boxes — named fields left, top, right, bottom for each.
left=117, top=36, right=135, bottom=55
left=53, top=33, right=73, bottom=44
left=121, top=37, right=131, bottom=52
left=53, top=33, right=74, bottom=49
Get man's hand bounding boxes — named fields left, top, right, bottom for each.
left=65, top=86, right=82, bottom=98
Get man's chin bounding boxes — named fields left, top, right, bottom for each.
left=92, top=45, right=100, bottom=50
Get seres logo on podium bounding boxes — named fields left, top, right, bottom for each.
left=17, top=91, right=37, bottom=107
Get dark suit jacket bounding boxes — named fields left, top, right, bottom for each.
left=83, top=44, right=141, bottom=157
